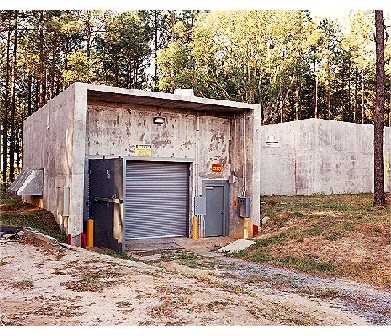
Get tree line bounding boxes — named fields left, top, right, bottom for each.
left=0, top=10, right=390, bottom=183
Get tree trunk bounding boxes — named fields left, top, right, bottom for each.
left=27, top=73, right=32, bottom=116
left=38, top=11, right=45, bottom=107
left=315, top=74, right=318, bottom=118
left=295, top=78, right=300, bottom=121
left=9, top=10, right=18, bottom=182
left=354, top=68, right=358, bottom=122
left=16, top=128, right=20, bottom=170
left=2, top=16, right=12, bottom=183
left=389, top=84, right=391, bottom=127
left=86, top=11, right=92, bottom=59
left=154, top=10, right=158, bottom=91
left=127, top=59, right=132, bottom=89
left=50, top=37, right=57, bottom=98
left=34, top=78, right=40, bottom=112
left=374, top=10, right=385, bottom=206
left=281, top=75, right=295, bottom=122
left=348, top=59, right=351, bottom=121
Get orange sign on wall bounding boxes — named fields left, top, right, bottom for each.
left=211, top=163, right=224, bottom=173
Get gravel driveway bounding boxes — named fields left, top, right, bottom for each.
left=1, top=231, right=390, bottom=326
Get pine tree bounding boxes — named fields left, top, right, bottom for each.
left=374, top=10, right=385, bottom=206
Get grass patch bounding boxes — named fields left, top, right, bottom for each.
left=11, top=280, right=34, bottom=290
left=277, top=256, right=336, bottom=273
left=0, top=187, right=66, bottom=243
left=244, top=250, right=336, bottom=274
left=236, top=193, right=390, bottom=285
left=0, top=259, right=9, bottom=267
left=160, top=250, right=216, bottom=269
left=303, top=225, right=323, bottom=236
left=61, top=268, right=122, bottom=292
left=97, top=248, right=136, bottom=261
left=161, top=250, right=198, bottom=262
left=0, top=210, right=66, bottom=243
left=256, top=232, right=286, bottom=247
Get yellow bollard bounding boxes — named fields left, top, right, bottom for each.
left=192, top=215, right=198, bottom=240
left=86, top=218, right=94, bottom=248
left=243, top=217, right=252, bottom=239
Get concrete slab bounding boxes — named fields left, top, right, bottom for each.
left=126, top=236, right=235, bottom=259
left=125, top=238, right=183, bottom=254
left=218, top=239, right=255, bottom=253
left=175, top=236, right=235, bottom=257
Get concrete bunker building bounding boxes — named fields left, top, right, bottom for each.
left=259, top=119, right=390, bottom=195
left=17, top=83, right=261, bottom=249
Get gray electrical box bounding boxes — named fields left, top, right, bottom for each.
left=194, top=196, right=206, bottom=215
left=238, top=196, right=251, bottom=218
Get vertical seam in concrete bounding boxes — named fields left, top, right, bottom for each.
left=70, top=83, right=88, bottom=242
left=251, top=106, right=261, bottom=225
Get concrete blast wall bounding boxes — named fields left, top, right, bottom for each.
left=86, top=101, right=261, bottom=238
left=23, top=83, right=87, bottom=238
left=22, top=83, right=261, bottom=242
left=260, top=119, right=391, bottom=195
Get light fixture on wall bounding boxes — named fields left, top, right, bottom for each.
left=153, top=116, right=166, bottom=125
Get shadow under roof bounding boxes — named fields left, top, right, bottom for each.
left=85, top=84, right=255, bottom=114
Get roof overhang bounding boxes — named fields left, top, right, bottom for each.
left=85, top=84, right=256, bottom=114
left=9, top=169, right=43, bottom=196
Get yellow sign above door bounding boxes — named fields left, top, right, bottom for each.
left=134, top=144, right=152, bottom=157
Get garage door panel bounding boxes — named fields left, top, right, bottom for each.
left=124, top=161, right=189, bottom=242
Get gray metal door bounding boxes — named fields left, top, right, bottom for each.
left=89, top=159, right=123, bottom=251
left=205, top=184, right=225, bottom=237
left=124, top=161, right=189, bottom=241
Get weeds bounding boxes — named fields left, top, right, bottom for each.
left=98, top=248, right=136, bottom=261
left=11, top=280, right=34, bottom=290
left=0, top=190, right=66, bottom=243
left=277, top=256, right=336, bottom=273
left=255, top=233, right=286, bottom=247
left=0, top=211, right=66, bottom=243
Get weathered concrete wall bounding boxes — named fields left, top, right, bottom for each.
left=22, top=83, right=260, bottom=242
left=23, top=86, right=75, bottom=224
left=87, top=102, right=231, bottom=189
left=260, top=118, right=391, bottom=195
left=23, top=83, right=88, bottom=241
left=86, top=100, right=259, bottom=236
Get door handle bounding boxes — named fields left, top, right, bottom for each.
left=206, top=187, right=214, bottom=190
left=94, top=197, right=123, bottom=204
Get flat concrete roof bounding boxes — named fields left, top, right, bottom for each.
left=84, top=83, right=257, bottom=113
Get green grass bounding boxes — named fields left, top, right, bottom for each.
left=159, top=250, right=217, bottom=269
left=98, top=248, right=136, bottom=261
left=235, top=193, right=390, bottom=281
left=0, top=210, right=67, bottom=243
left=277, top=256, right=336, bottom=273
left=0, top=187, right=66, bottom=243
left=255, top=232, right=286, bottom=247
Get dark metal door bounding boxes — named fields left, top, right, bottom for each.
left=205, top=185, right=225, bottom=237
left=124, top=161, right=189, bottom=243
left=89, top=158, right=123, bottom=251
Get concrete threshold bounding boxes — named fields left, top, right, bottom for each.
left=126, top=236, right=235, bottom=258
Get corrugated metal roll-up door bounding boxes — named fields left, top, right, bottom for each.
left=124, top=161, right=189, bottom=241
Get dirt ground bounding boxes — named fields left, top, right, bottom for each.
left=1, top=231, right=390, bottom=326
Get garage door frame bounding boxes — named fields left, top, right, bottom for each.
left=122, top=157, right=193, bottom=246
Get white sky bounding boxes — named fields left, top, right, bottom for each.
left=2, top=0, right=391, bottom=10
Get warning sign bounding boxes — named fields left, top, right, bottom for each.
left=211, top=163, right=224, bottom=173
left=134, top=144, right=152, bottom=157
